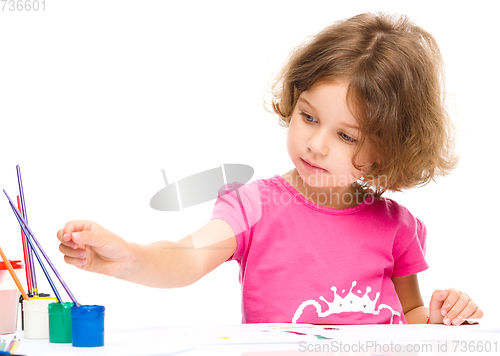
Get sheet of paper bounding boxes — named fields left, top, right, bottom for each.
left=180, top=324, right=303, bottom=345
left=180, top=323, right=499, bottom=346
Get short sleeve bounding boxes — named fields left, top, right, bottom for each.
left=392, top=215, right=429, bottom=278
left=210, top=179, right=263, bottom=262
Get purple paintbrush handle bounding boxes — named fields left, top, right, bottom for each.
left=3, top=189, right=80, bottom=307
left=16, top=165, right=38, bottom=294
left=16, top=166, right=29, bottom=223
left=9, top=203, right=63, bottom=303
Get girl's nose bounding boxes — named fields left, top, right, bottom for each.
left=307, top=129, right=329, bottom=155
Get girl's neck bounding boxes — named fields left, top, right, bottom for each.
left=281, top=169, right=367, bottom=209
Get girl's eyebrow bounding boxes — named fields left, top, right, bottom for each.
left=299, top=97, right=360, bottom=130
left=340, top=122, right=361, bottom=130
left=298, top=97, right=317, bottom=111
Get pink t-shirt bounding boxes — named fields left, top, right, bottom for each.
left=211, top=175, right=428, bottom=325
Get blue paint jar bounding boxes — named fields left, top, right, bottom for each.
left=70, top=305, right=105, bottom=347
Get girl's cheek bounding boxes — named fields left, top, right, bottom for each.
left=286, top=134, right=294, bottom=158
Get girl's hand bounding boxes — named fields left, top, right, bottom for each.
left=429, top=288, right=483, bottom=325
left=57, top=220, right=133, bottom=278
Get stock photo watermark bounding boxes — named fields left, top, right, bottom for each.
left=1, top=0, right=45, bottom=11
left=153, top=164, right=386, bottom=250
left=298, top=340, right=499, bottom=353
left=150, top=164, right=383, bottom=212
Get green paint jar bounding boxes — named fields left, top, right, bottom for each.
left=48, top=302, right=73, bottom=343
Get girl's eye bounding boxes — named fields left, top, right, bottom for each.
left=339, top=132, right=357, bottom=143
left=300, top=113, right=317, bottom=123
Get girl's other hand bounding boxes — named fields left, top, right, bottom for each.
left=56, top=220, right=133, bottom=278
left=429, top=288, right=483, bottom=325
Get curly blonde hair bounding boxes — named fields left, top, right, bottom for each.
left=270, top=12, right=459, bottom=198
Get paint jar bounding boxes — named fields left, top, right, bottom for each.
left=48, top=302, right=73, bottom=343
left=20, top=292, right=51, bottom=330
left=0, top=260, right=24, bottom=335
left=23, top=298, right=54, bottom=339
left=71, top=305, right=105, bottom=347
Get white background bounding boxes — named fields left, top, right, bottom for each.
left=0, top=1, right=498, bottom=330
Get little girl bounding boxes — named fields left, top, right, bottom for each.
left=57, top=12, right=483, bottom=325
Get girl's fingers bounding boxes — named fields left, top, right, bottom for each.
left=450, top=299, right=478, bottom=325
left=429, top=289, right=448, bottom=323
left=59, top=244, right=86, bottom=259
left=443, top=290, right=470, bottom=325
left=62, top=221, right=83, bottom=238
left=57, top=228, right=64, bottom=242
left=63, top=255, right=87, bottom=268
left=57, top=228, right=76, bottom=246
left=440, top=287, right=461, bottom=316
left=58, top=223, right=84, bottom=243
left=465, top=306, right=484, bottom=324
left=430, top=288, right=482, bottom=326
left=59, top=238, right=77, bottom=249
left=62, top=220, right=96, bottom=241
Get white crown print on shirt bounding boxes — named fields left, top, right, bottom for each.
left=292, top=281, right=402, bottom=324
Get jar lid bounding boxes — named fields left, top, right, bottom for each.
left=48, top=302, right=74, bottom=311
left=23, top=298, right=54, bottom=311
left=71, top=305, right=105, bottom=317
left=0, top=260, right=22, bottom=270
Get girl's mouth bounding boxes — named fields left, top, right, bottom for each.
left=301, top=158, right=328, bottom=173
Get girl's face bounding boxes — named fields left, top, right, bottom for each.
left=287, top=81, right=372, bottom=191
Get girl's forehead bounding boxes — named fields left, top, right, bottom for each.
left=299, top=81, right=352, bottom=108
left=299, top=82, right=353, bottom=113
left=304, top=80, right=350, bottom=95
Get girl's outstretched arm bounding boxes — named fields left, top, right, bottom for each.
left=57, top=219, right=237, bottom=288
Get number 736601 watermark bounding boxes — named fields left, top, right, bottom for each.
left=1, top=0, right=45, bottom=11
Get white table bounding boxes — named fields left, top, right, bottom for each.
left=4, top=321, right=500, bottom=355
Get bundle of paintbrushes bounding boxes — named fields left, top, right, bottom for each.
left=1, top=165, right=105, bottom=348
